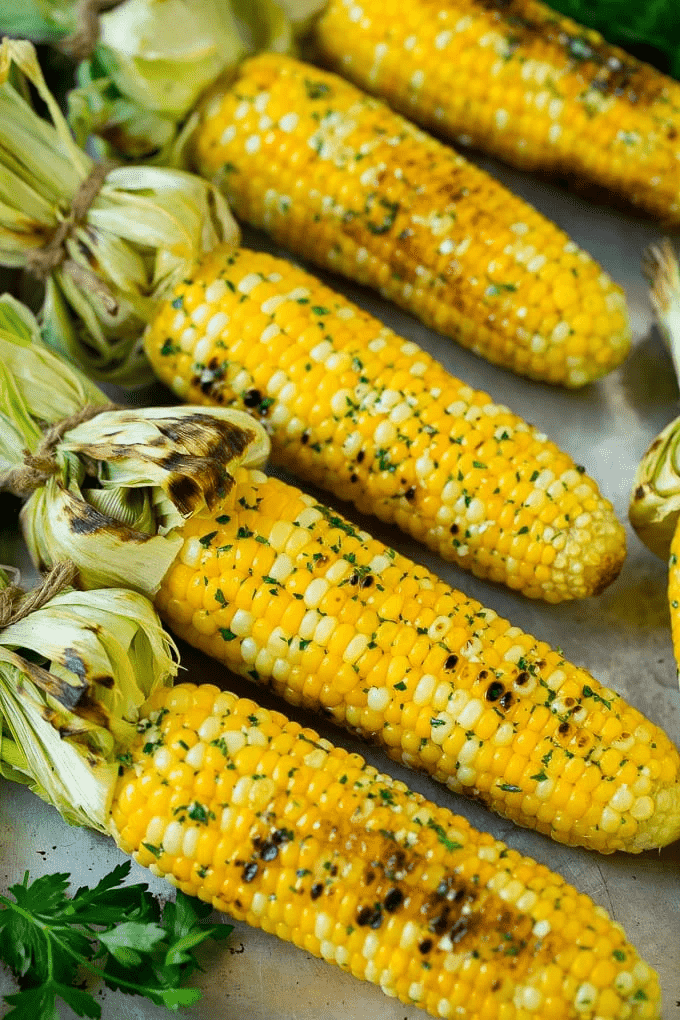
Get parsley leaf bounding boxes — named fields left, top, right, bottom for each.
left=0, top=862, right=233, bottom=1018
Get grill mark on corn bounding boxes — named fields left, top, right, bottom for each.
left=153, top=468, right=680, bottom=853
left=312, top=0, right=680, bottom=224
left=112, top=683, right=661, bottom=1015
left=192, top=53, right=632, bottom=385
left=146, top=247, right=627, bottom=603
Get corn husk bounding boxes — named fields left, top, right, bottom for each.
left=0, top=564, right=178, bottom=830
left=63, top=0, right=326, bottom=165
left=0, top=37, right=239, bottom=385
left=629, top=240, right=680, bottom=558
left=0, top=297, right=270, bottom=596
left=0, top=1, right=75, bottom=43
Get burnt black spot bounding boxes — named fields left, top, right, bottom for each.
left=499, top=691, right=514, bottom=710
left=383, top=888, right=403, bottom=912
left=310, top=882, right=324, bottom=900
left=243, top=389, right=262, bottom=408
left=491, top=979, right=501, bottom=992
left=93, top=674, right=115, bottom=689
left=634, top=485, right=645, bottom=500
left=477, top=670, right=488, bottom=680
left=272, top=828, right=291, bottom=844
left=68, top=501, right=115, bottom=535
left=418, top=938, right=433, bottom=954
left=444, top=654, right=458, bottom=671
left=564, top=697, right=576, bottom=708
left=356, top=450, right=365, bottom=463
left=301, top=432, right=309, bottom=444
left=558, top=721, right=570, bottom=736
left=360, top=574, right=374, bottom=588
left=485, top=681, right=504, bottom=702
left=429, top=909, right=450, bottom=935
left=259, top=840, right=279, bottom=862
left=349, top=572, right=360, bottom=585
left=404, top=487, right=416, bottom=502
left=168, top=473, right=203, bottom=508
left=357, top=905, right=383, bottom=929
left=515, top=671, right=529, bottom=686
left=350, top=473, right=358, bottom=483
left=364, top=868, right=376, bottom=885
left=450, top=523, right=459, bottom=535
left=242, top=861, right=258, bottom=882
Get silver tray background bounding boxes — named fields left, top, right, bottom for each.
left=0, top=146, right=678, bottom=1018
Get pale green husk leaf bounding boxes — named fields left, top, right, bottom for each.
left=0, top=566, right=178, bottom=831
left=65, top=0, right=326, bottom=165
left=629, top=416, right=680, bottom=559
left=0, top=300, right=270, bottom=595
left=0, top=1, right=77, bottom=42
left=630, top=241, right=680, bottom=558
left=0, top=37, right=240, bottom=385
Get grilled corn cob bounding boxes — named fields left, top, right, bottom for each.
left=310, top=0, right=680, bottom=225
left=191, top=52, right=631, bottom=387
left=151, top=464, right=680, bottom=854
left=146, top=245, right=626, bottom=602
left=111, top=681, right=662, bottom=1020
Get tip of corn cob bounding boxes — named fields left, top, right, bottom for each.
left=630, top=777, right=680, bottom=852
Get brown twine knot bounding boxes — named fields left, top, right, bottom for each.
left=0, top=561, right=80, bottom=630
left=26, top=160, right=116, bottom=285
left=0, top=402, right=121, bottom=498
left=59, top=0, right=125, bottom=61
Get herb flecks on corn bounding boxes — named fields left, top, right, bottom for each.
left=191, top=52, right=631, bottom=387
left=146, top=245, right=626, bottom=602
left=154, top=466, right=680, bottom=854
left=113, top=682, right=661, bottom=1020
left=311, top=0, right=680, bottom=225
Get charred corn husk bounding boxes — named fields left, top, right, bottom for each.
left=146, top=245, right=626, bottom=602
left=310, top=0, right=680, bottom=225
left=112, top=682, right=662, bottom=1020
left=4, top=310, right=679, bottom=854
left=0, top=593, right=664, bottom=1020
left=191, top=52, right=631, bottom=387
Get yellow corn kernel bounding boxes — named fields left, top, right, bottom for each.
left=191, top=54, right=631, bottom=387
left=312, top=0, right=680, bottom=225
left=146, top=246, right=625, bottom=602
left=112, top=682, right=661, bottom=1019
left=156, top=469, right=680, bottom=853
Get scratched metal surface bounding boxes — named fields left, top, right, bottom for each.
left=0, top=144, right=679, bottom=1019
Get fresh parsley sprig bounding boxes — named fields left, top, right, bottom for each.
left=0, top=861, right=233, bottom=1019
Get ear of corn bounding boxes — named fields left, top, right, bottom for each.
left=145, top=244, right=626, bottom=602
left=152, top=464, right=680, bottom=854
left=310, top=0, right=680, bottom=225
left=191, top=52, right=631, bottom=387
left=113, top=681, right=662, bottom=1020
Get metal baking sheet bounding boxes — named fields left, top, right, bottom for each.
left=1, top=145, right=679, bottom=1019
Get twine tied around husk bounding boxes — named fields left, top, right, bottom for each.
left=25, top=159, right=116, bottom=288
left=60, top=0, right=126, bottom=60
left=0, top=402, right=120, bottom=497
left=0, top=560, right=80, bottom=629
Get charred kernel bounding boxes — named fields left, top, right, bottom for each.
left=418, top=938, right=433, bottom=954
left=486, top=681, right=504, bottom=702
left=499, top=692, right=514, bottom=710
left=444, top=655, right=458, bottom=671
left=242, top=861, right=259, bottom=882
left=243, top=389, right=262, bottom=407
left=310, top=882, right=324, bottom=900
left=383, top=888, right=404, bottom=912
left=515, top=672, right=530, bottom=685
left=259, top=840, right=279, bottom=861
